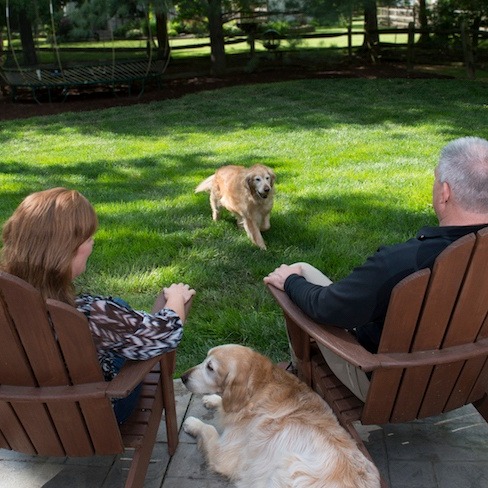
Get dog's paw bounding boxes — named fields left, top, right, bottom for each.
left=183, top=416, right=204, bottom=437
left=202, top=394, right=222, bottom=410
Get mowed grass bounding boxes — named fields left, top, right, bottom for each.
left=1, top=78, right=487, bottom=374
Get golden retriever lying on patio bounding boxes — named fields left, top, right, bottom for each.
left=181, top=345, right=380, bottom=488
left=195, top=164, right=275, bottom=249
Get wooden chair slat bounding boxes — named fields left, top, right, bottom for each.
left=8, top=403, right=66, bottom=455
left=0, top=298, right=36, bottom=383
left=443, top=229, right=488, bottom=346
left=46, top=300, right=104, bottom=382
left=0, top=428, right=10, bottom=450
left=466, top=316, right=488, bottom=404
left=0, top=403, right=36, bottom=454
left=411, top=233, right=476, bottom=349
left=468, top=358, right=488, bottom=405
left=46, top=403, right=95, bottom=456
left=363, top=269, right=430, bottom=423
left=377, top=269, right=431, bottom=353
left=444, top=357, right=487, bottom=412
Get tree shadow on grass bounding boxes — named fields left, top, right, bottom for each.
left=0, top=79, right=485, bottom=143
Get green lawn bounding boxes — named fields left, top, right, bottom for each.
left=1, top=78, right=487, bottom=375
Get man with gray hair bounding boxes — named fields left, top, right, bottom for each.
left=264, top=136, right=488, bottom=401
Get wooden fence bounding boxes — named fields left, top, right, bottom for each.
left=377, top=7, right=417, bottom=28
left=172, top=24, right=487, bottom=76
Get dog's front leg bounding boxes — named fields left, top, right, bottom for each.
left=260, top=213, right=271, bottom=231
left=203, top=394, right=222, bottom=410
left=243, top=218, right=266, bottom=250
left=183, top=417, right=236, bottom=478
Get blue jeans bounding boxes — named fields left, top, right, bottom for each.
left=112, top=355, right=142, bottom=424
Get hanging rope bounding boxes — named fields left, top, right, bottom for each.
left=147, top=0, right=171, bottom=75
left=49, top=0, right=66, bottom=81
left=5, top=0, right=24, bottom=73
left=99, top=0, right=116, bottom=80
left=141, top=0, right=154, bottom=78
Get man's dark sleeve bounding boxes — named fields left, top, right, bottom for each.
left=283, top=248, right=406, bottom=330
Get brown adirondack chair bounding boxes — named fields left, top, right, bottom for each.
left=267, top=228, right=488, bottom=484
left=0, top=271, right=183, bottom=488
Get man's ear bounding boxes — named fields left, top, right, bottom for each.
left=441, top=181, right=451, bottom=204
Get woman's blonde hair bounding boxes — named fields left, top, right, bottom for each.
left=1, top=188, right=98, bottom=305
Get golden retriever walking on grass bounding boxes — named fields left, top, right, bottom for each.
left=195, top=164, right=275, bottom=249
left=181, top=345, right=380, bottom=488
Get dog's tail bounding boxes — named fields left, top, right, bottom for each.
left=195, top=174, right=214, bottom=193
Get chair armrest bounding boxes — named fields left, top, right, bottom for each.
left=267, top=284, right=488, bottom=372
left=0, top=356, right=163, bottom=402
left=267, top=284, right=380, bottom=372
left=105, top=355, right=162, bottom=398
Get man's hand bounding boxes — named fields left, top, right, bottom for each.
left=263, top=264, right=303, bottom=291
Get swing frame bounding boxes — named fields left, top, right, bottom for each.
left=1, top=0, right=170, bottom=103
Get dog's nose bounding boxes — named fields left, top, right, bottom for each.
left=264, top=186, right=270, bottom=193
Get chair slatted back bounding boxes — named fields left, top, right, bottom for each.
left=363, top=229, right=488, bottom=424
left=0, top=272, right=123, bottom=456
left=46, top=300, right=125, bottom=454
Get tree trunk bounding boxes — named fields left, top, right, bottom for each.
left=155, top=12, right=170, bottom=60
left=18, top=10, right=38, bottom=66
left=471, top=16, right=481, bottom=55
left=461, top=20, right=475, bottom=80
left=363, top=0, right=379, bottom=61
left=207, top=0, right=226, bottom=76
left=417, top=0, right=430, bottom=45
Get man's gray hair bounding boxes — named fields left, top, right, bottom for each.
left=437, top=136, right=488, bottom=213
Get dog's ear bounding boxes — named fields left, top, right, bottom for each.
left=220, top=352, right=273, bottom=412
left=221, top=364, right=252, bottom=412
left=245, top=174, right=254, bottom=193
left=268, top=168, right=276, bottom=187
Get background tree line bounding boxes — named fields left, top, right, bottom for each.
left=0, top=0, right=486, bottom=75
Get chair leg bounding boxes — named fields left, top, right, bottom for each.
left=160, top=352, right=179, bottom=455
left=124, top=409, right=161, bottom=488
left=474, top=393, right=488, bottom=422
left=124, top=365, right=166, bottom=488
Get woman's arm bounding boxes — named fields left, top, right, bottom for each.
left=77, top=292, right=192, bottom=360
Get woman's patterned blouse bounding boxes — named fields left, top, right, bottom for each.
left=75, top=294, right=183, bottom=381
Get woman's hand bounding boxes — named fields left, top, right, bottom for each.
left=164, top=283, right=196, bottom=304
left=162, top=283, right=196, bottom=323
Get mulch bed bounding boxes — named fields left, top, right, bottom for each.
left=0, top=63, right=452, bottom=121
